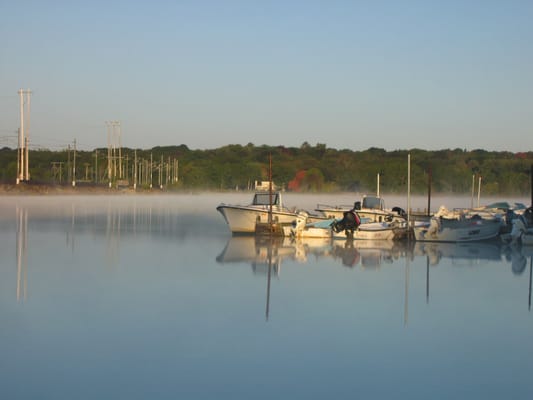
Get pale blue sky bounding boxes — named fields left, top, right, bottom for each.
left=1, top=0, right=532, bottom=151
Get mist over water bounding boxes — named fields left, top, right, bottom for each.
left=1, top=192, right=532, bottom=399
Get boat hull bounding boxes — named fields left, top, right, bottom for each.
left=217, top=204, right=299, bottom=234
left=333, top=224, right=399, bottom=240
left=413, top=218, right=501, bottom=242
left=316, top=206, right=401, bottom=223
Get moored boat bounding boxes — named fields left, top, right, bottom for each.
left=283, top=209, right=405, bottom=240
left=413, top=206, right=501, bottom=242
left=315, top=194, right=406, bottom=223
left=217, top=191, right=324, bottom=234
left=282, top=211, right=335, bottom=239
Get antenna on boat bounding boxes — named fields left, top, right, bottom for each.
left=255, top=153, right=283, bottom=236
left=268, top=153, right=273, bottom=227
left=477, top=175, right=482, bottom=207
left=377, top=173, right=380, bottom=197
left=427, top=165, right=432, bottom=216
left=530, top=164, right=533, bottom=207
left=407, top=153, right=411, bottom=239
left=471, top=174, right=475, bottom=209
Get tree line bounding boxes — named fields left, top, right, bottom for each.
left=1, top=143, right=532, bottom=195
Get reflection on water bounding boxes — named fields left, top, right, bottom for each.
left=2, top=196, right=533, bottom=399
left=217, top=235, right=533, bottom=273
left=16, top=206, right=28, bottom=302
left=8, top=199, right=533, bottom=310
left=217, top=235, right=533, bottom=319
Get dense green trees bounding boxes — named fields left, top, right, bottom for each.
left=1, top=144, right=532, bottom=195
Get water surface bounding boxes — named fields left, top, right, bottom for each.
left=1, top=193, right=532, bottom=399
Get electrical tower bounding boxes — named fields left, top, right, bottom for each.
left=17, top=89, right=32, bottom=184
left=105, top=121, right=122, bottom=186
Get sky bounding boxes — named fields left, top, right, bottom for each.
left=1, top=0, right=532, bottom=152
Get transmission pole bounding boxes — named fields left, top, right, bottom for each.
left=106, top=122, right=112, bottom=187
left=72, top=139, right=76, bottom=187
left=67, top=144, right=71, bottom=183
left=150, top=153, right=153, bottom=189
left=94, top=149, right=98, bottom=183
left=134, top=149, right=137, bottom=190
left=118, top=123, right=122, bottom=179
left=17, top=89, right=32, bottom=183
left=158, top=155, right=162, bottom=189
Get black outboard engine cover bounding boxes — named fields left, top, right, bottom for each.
left=524, top=207, right=533, bottom=227
left=332, top=210, right=361, bottom=233
left=392, top=207, right=407, bottom=218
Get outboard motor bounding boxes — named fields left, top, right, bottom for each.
left=523, top=207, right=533, bottom=227
left=332, top=209, right=361, bottom=235
left=392, top=207, right=407, bottom=219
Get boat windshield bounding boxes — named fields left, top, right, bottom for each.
left=362, top=196, right=384, bottom=210
left=253, top=193, right=280, bottom=206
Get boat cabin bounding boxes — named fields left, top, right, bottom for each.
left=359, top=195, right=385, bottom=210
left=252, top=192, right=281, bottom=207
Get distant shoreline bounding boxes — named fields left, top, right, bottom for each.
left=0, top=183, right=159, bottom=195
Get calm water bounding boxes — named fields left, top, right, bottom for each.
left=1, top=193, right=532, bottom=399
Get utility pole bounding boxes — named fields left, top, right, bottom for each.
left=72, top=139, right=76, bottom=187
left=51, top=162, right=64, bottom=183
left=134, top=150, right=137, bottom=190
left=17, top=89, right=31, bottom=183
left=106, top=122, right=112, bottom=187
left=159, top=155, right=163, bottom=189
left=150, top=153, right=153, bottom=189
left=118, top=123, right=122, bottom=179
left=105, top=121, right=122, bottom=185
left=67, top=144, right=71, bottom=183
left=94, top=149, right=98, bottom=183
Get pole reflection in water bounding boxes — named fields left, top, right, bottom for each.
left=426, top=255, right=430, bottom=304
left=404, top=252, right=409, bottom=327
left=57, top=201, right=191, bottom=271
left=217, top=237, right=533, bottom=322
left=528, top=256, right=533, bottom=311
left=16, top=206, right=28, bottom=302
left=266, top=240, right=272, bottom=321
left=106, top=205, right=121, bottom=268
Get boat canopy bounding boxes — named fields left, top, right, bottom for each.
left=252, top=192, right=281, bottom=206
left=362, top=195, right=384, bottom=210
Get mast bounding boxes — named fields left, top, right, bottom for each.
left=268, top=153, right=273, bottom=227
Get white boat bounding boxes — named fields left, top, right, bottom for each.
left=413, top=206, right=501, bottom=242
left=217, top=191, right=326, bottom=234
left=284, top=210, right=405, bottom=240
left=332, top=221, right=405, bottom=240
left=282, top=211, right=335, bottom=239
left=315, top=194, right=406, bottom=223
left=217, top=191, right=303, bottom=234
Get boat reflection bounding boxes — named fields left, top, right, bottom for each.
left=16, top=206, right=28, bottom=302
left=216, top=236, right=334, bottom=273
left=217, top=236, right=533, bottom=276
left=332, top=239, right=409, bottom=268
left=414, top=241, right=503, bottom=266
left=216, top=236, right=412, bottom=270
